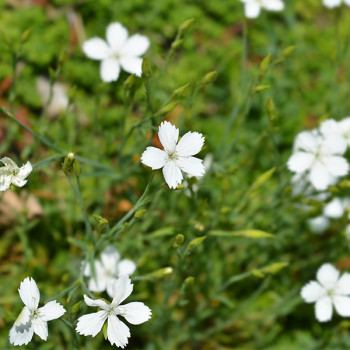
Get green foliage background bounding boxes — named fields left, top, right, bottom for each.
left=1, top=0, right=350, bottom=349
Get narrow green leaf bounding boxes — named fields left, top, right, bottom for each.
left=209, top=230, right=274, bottom=238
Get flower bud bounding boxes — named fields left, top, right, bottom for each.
left=141, top=56, right=152, bottom=80
left=200, top=71, right=217, bottom=85
left=171, top=39, right=184, bottom=50
left=178, top=18, right=195, bottom=36
left=63, top=152, right=81, bottom=176
left=134, top=209, right=146, bottom=219
left=93, top=215, right=109, bottom=228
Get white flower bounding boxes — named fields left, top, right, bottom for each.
left=9, top=277, right=66, bottom=346
left=0, top=157, right=32, bottom=191
left=84, top=246, right=136, bottom=298
left=308, top=197, right=350, bottom=233
left=287, top=130, right=348, bottom=190
left=308, top=216, right=330, bottom=234
left=301, top=263, right=350, bottom=322
left=83, top=22, right=150, bottom=83
left=76, top=275, right=151, bottom=348
left=320, top=118, right=350, bottom=149
left=322, top=0, right=350, bottom=8
left=141, top=121, right=205, bottom=189
left=36, top=76, right=69, bottom=118
left=240, top=0, right=284, bottom=18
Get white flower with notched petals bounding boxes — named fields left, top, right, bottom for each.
left=320, top=118, right=350, bottom=149
left=9, top=277, right=65, bottom=346
left=287, top=131, right=348, bottom=190
left=83, top=22, right=150, bottom=83
left=308, top=197, right=350, bottom=233
left=141, top=121, right=205, bottom=189
left=84, top=246, right=136, bottom=298
left=36, top=77, right=69, bottom=118
left=322, top=0, right=350, bottom=8
left=0, top=157, right=32, bottom=191
left=301, top=263, right=350, bottom=322
left=240, top=0, right=284, bottom=18
left=76, top=275, right=151, bottom=348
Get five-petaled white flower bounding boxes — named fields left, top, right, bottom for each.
left=84, top=246, right=136, bottom=298
left=83, top=22, right=150, bottom=83
left=287, top=130, right=348, bottom=190
left=141, top=121, right=205, bottom=189
left=0, top=157, right=32, bottom=191
left=240, top=0, right=284, bottom=18
left=301, top=263, right=350, bottom=322
left=76, top=275, right=151, bottom=348
left=9, top=277, right=66, bottom=346
left=322, top=0, right=350, bottom=8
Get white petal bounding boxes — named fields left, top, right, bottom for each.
left=87, top=261, right=108, bottom=292
left=320, top=119, right=341, bottom=138
left=1, top=157, right=18, bottom=169
left=344, top=0, right=350, bottom=6
left=336, top=273, right=350, bottom=295
left=83, top=295, right=109, bottom=310
left=120, top=56, right=143, bottom=76
left=107, top=315, right=130, bottom=348
left=18, top=161, right=32, bottom=179
left=76, top=311, right=108, bottom=337
left=18, top=277, right=40, bottom=310
left=324, top=156, right=349, bottom=177
left=118, top=259, right=137, bottom=277
left=162, top=161, right=183, bottom=189
left=13, top=307, right=31, bottom=327
left=334, top=296, right=350, bottom=317
left=122, top=34, right=150, bottom=57
left=0, top=174, right=11, bottom=191
left=177, top=157, right=205, bottom=177
left=101, top=246, right=120, bottom=272
left=11, top=177, right=27, bottom=187
left=100, top=59, right=121, bottom=83
left=300, top=281, right=325, bottom=303
left=315, top=297, right=333, bottom=322
left=317, top=263, right=340, bottom=289
left=83, top=38, right=109, bottom=60
left=111, top=275, right=133, bottom=306
left=324, top=198, right=344, bottom=219
left=294, top=131, right=319, bottom=153
left=287, top=152, right=314, bottom=173
left=158, top=121, right=179, bottom=154
left=175, top=131, right=205, bottom=157
left=119, top=302, right=152, bottom=325
left=323, top=0, right=342, bottom=7
left=88, top=276, right=108, bottom=293
left=322, top=135, right=347, bottom=155
left=261, top=0, right=284, bottom=11
left=308, top=216, right=330, bottom=233
left=39, top=301, right=65, bottom=321
left=141, top=147, right=167, bottom=170
left=9, top=322, right=34, bottom=346
left=309, top=162, right=332, bottom=190
left=32, top=318, right=48, bottom=340
left=106, top=22, right=128, bottom=51
left=244, top=3, right=261, bottom=18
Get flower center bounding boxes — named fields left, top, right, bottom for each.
left=168, top=151, right=178, bottom=161
left=326, top=288, right=335, bottom=298
left=1, top=167, right=18, bottom=176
